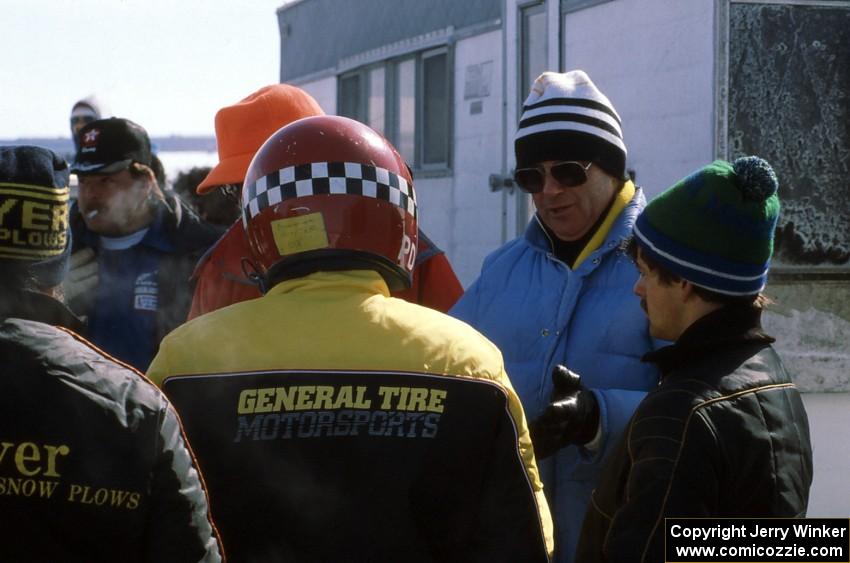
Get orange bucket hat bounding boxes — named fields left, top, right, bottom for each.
left=197, top=84, right=324, bottom=193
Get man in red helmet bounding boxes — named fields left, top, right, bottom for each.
left=187, top=84, right=463, bottom=320
left=148, top=115, right=553, bottom=562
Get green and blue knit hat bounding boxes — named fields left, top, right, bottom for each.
left=634, top=156, right=780, bottom=296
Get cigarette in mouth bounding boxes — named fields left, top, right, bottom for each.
left=86, top=209, right=99, bottom=219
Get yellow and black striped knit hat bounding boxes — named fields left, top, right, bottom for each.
left=0, top=146, right=71, bottom=287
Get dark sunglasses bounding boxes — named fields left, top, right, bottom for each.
left=513, top=161, right=593, bottom=193
left=70, top=115, right=96, bottom=125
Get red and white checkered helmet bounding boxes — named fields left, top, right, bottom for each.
left=242, top=115, right=418, bottom=290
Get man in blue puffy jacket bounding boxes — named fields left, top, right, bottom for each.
left=451, top=69, right=659, bottom=563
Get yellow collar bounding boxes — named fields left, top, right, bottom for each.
left=573, top=179, right=635, bottom=268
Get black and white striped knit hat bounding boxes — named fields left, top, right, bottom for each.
left=515, top=70, right=627, bottom=179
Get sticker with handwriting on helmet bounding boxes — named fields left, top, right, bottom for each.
left=272, top=212, right=329, bottom=256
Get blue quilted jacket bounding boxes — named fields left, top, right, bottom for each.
left=451, top=185, right=660, bottom=563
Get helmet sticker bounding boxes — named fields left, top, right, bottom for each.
left=271, top=212, right=329, bottom=256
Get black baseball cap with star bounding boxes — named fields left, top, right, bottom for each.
left=71, top=117, right=153, bottom=175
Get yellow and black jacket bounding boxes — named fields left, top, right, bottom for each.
left=148, top=270, right=554, bottom=562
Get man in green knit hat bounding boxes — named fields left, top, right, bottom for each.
left=575, top=156, right=813, bottom=562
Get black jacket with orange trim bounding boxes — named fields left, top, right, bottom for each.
left=577, top=305, right=813, bottom=563
left=0, top=290, right=222, bottom=563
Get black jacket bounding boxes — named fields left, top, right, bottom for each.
left=0, top=291, right=223, bottom=562
left=577, top=305, right=813, bottom=563
left=70, top=191, right=224, bottom=347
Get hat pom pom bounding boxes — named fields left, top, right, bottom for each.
left=733, top=156, right=778, bottom=202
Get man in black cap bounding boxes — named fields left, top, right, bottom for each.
left=0, top=145, right=222, bottom=562
left=67, top=117, right=222, bottom=370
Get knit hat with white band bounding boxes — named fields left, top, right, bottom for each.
left=634, top=156, right=780, bottom=296
left=515, top=70, right=627, bottom=179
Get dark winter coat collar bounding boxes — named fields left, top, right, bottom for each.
left=537, top=211, right=604, bottom=268
left=0, top=290, right=84, bottom=333
left=643, top=304, right=775, bottom=376
left=71, top=191, right=222, bottom=255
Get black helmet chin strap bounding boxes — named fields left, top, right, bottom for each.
left=241, top=257, right=269, bottom=295
left=255, top=250, right=411, bottom=294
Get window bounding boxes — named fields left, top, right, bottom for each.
left=367, top=67, right=386, bottom=135
left=338, top=73, right=363, bottom=123
left=338, top=48, right=451, bottom=171
left=421, top=49, right=450, bottom=167
left=520, top=2, right=548, bottom=117
left=340, top=66, right=387, bottom=135
left=561, top=0, right=614, bottom=14
left=517, top=2, right=549, bottom=227
left=395, top=58, right=416, bottom=165
left=721, top=1, right=850, bottom=270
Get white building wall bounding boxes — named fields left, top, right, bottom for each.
left=290, top=0, right=717, bottom=285
left=561, top=0, right=716, bottom=198
left=291, top=35, right=506, bottom=288
left=447, top=29, right=505, bottom=286
left=297, top=75, right=337, bottom=116
left=414, top=175, right=454, bottom=264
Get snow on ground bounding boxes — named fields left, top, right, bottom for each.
left=764, top=308, right=850, bottom=392
left=762, top=309, right=848, bottom=516
left=802, top=392, right=850, bottom=517
left=157, top=151, right=219, bottom=187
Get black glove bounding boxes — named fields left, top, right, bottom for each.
left=529, top=365, right=600, bottom=460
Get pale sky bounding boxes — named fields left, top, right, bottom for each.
left=0, top=0, right=289, bottom=139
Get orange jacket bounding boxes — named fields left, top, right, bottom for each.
left=188, top=221, right=463, bottom=319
